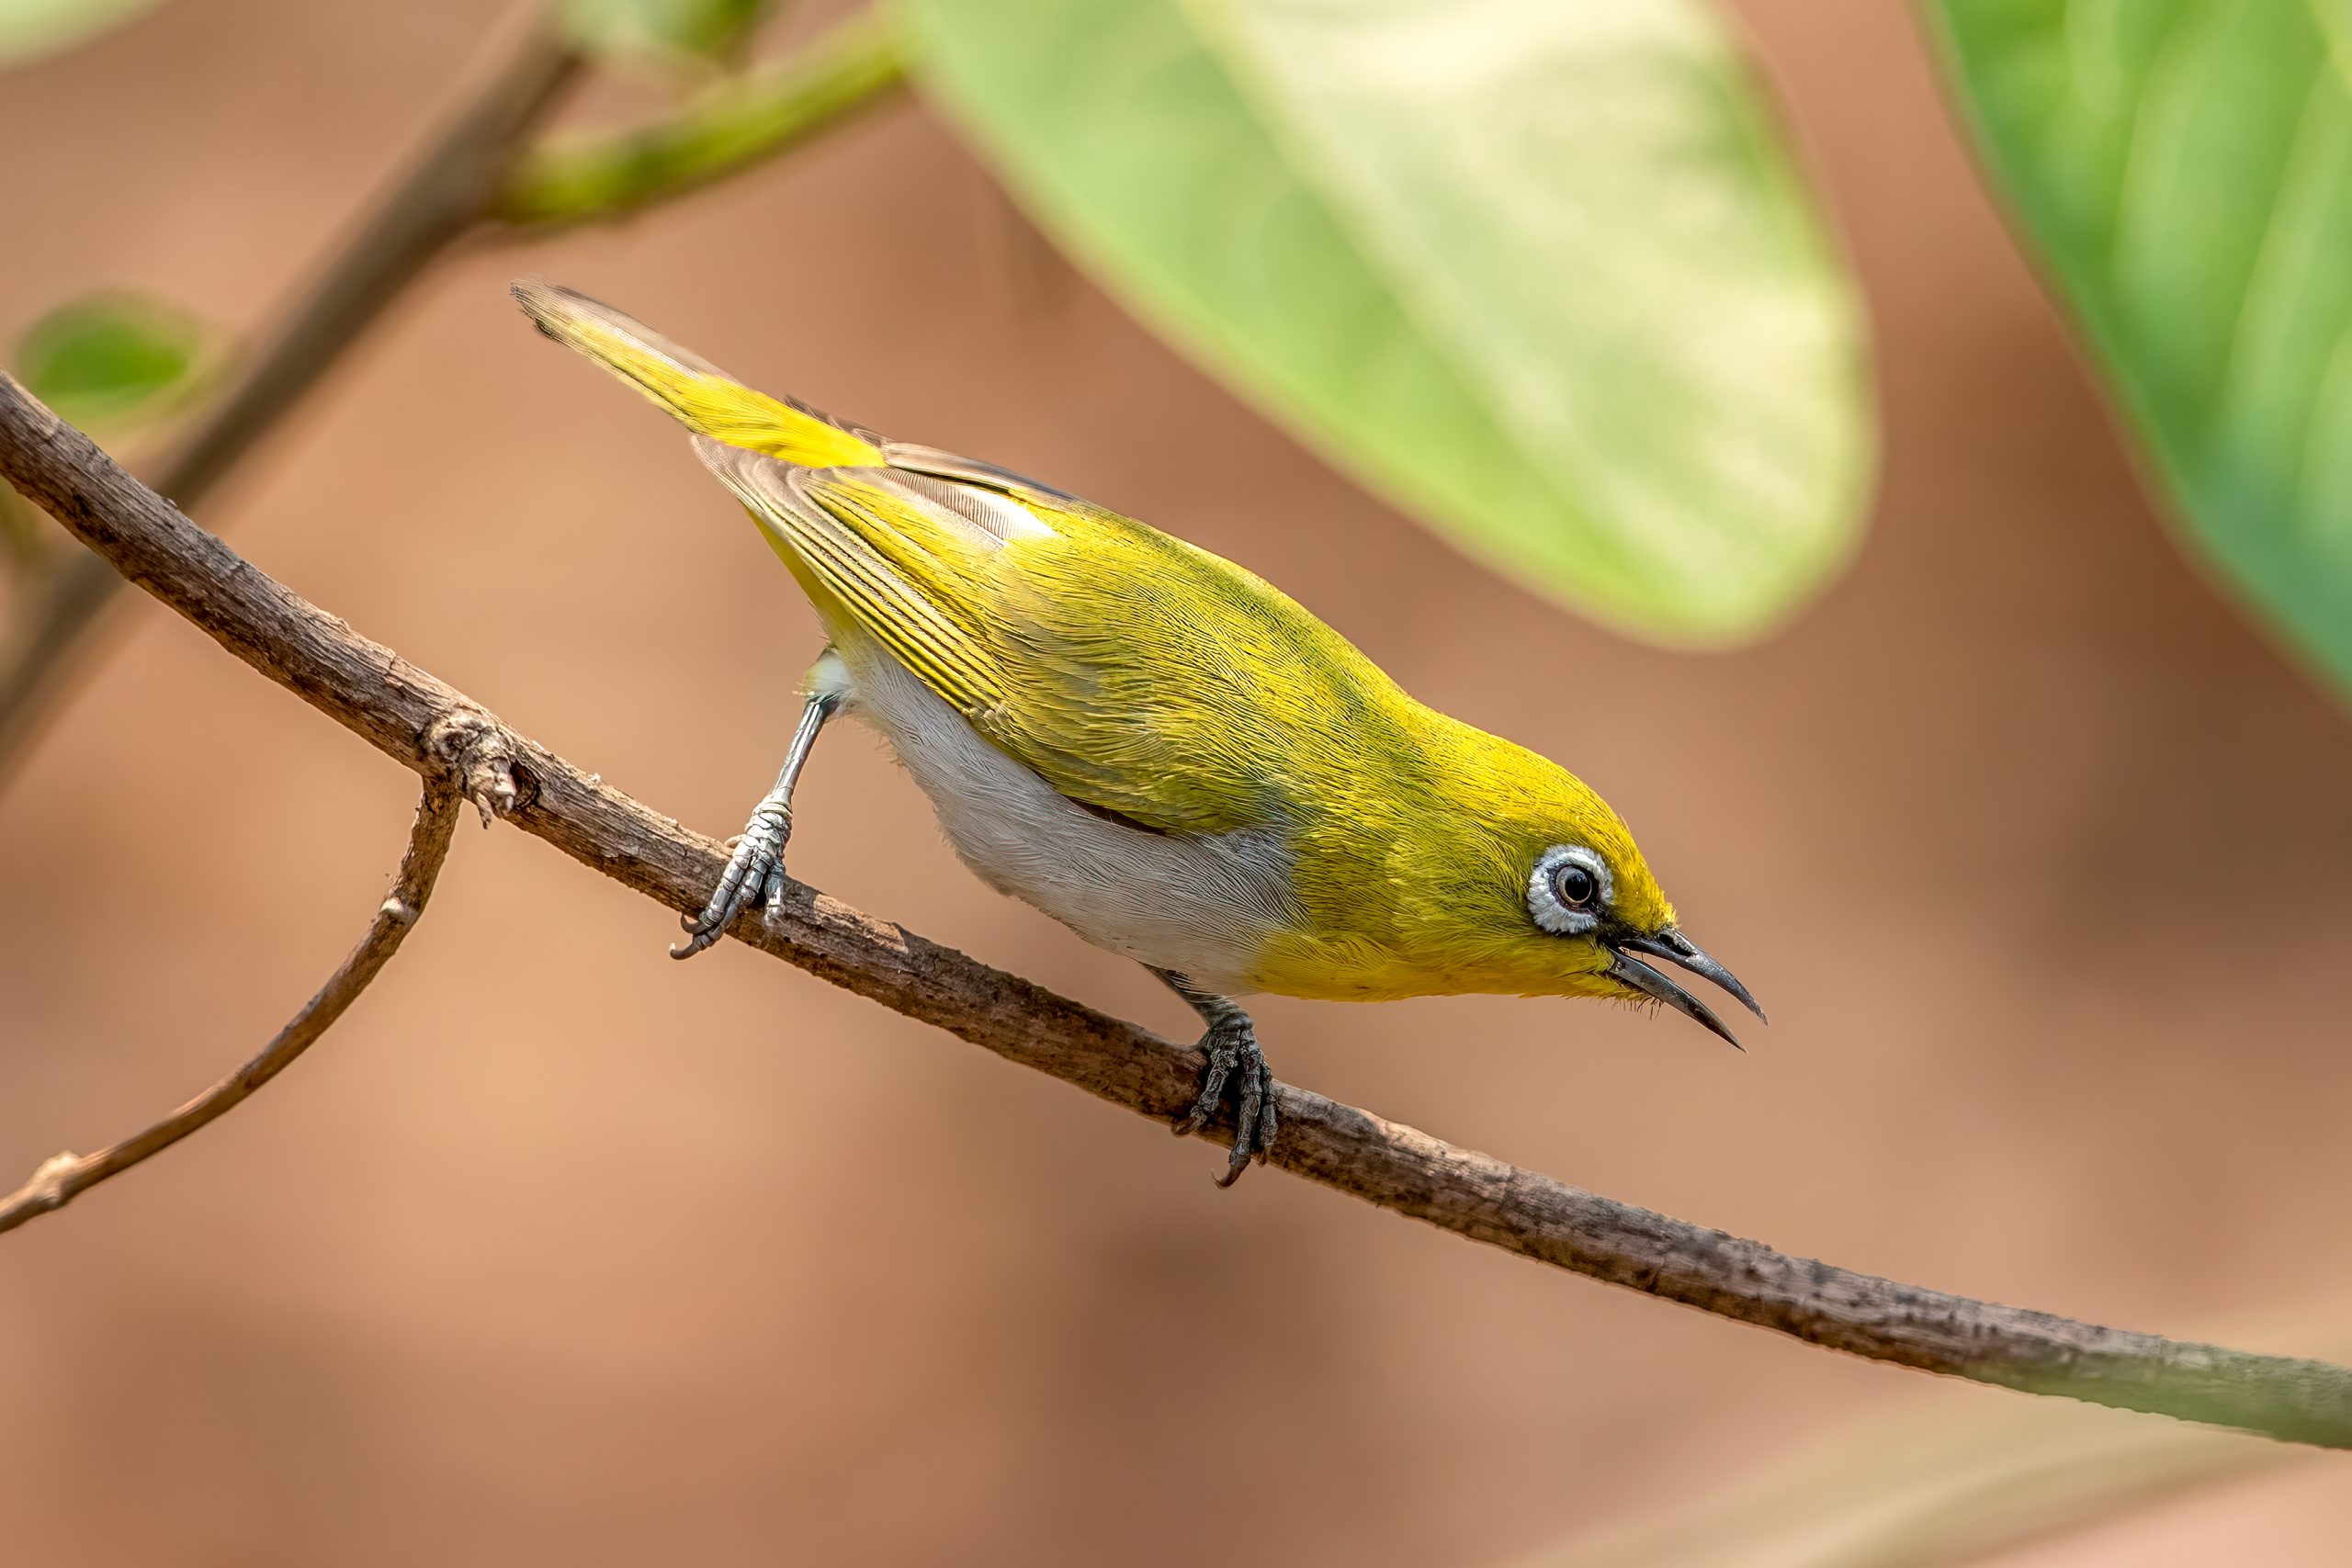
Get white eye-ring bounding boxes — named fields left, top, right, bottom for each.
left=1528, top=844, right=1612, bottom=935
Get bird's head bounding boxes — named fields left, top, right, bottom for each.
left=1376, top=734, right=1762, bottom=1046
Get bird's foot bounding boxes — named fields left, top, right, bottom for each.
left=1171, top=1011, right=1279, bottom=1187
left=672, top=793, right=792, bottom=959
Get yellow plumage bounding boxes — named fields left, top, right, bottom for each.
left=521, top=295, right=886, bottom=469
left=514, top=279, right=1758, bottom=1180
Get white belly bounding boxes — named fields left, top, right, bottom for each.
left=829, top=639, right=1294, bottom=995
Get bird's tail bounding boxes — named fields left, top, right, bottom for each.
left=509, top=279, right=884, bottom=469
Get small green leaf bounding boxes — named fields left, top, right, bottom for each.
left=17, top=294, right=209, bottom=430
left=0, top=0, right=172, bottom=68
left=1928, top=1, right=2352, bottom=694
left=900, top=0, right=1874, bottom=643
left=557, top=0, right=771, bottom=66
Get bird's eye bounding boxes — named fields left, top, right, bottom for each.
left=1527, top=845, right=1612, bottom=935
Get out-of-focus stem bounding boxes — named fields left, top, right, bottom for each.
left=0, top=18, right=584, bottom=782
left=155, top=28, right=584, bottom=509
left=0, top=9, right=910, bottom=786
left=496, top=10, right=908, bottom=231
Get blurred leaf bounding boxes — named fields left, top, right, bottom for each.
left=0, top=0, right=169, bottom=68
left=900, top=0, right=1873, bottom=643
left=1523, top=1415, right=2289, bottom=1568
left=1517, top=1314, right=2343, bottom=1568
left=557, top=0, right=771, bottom=66
left=16, top=294, right=209, bottom=431
left=1930, top=2, right=2352, bottom=694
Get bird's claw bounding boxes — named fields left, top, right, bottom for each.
left=671, top=797, right=791, bottom=959
left=1171, top=1015, right=1278, bottom=1186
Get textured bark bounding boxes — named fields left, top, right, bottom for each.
left=4, top=375, right=2348, bottom=1449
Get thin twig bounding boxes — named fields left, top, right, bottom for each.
left=496, top=9, right=908, bottom=231
left=1, top=377, right=2348, bottom=1449
left=0, top=16, right=585, bottom=777
left=0, top=778, right=462, bottom=1235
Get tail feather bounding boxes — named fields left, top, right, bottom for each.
left=510, top=279, right=884, bottom=469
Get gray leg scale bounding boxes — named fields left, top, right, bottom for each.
left=1154, top=968, right=1279, bottom=1187
left=672, top=682, right=842, bottom=959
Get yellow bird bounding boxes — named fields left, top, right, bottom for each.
left=513, top=280, right=1760, bottom=1184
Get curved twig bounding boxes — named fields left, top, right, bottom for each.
left=1, top=376, right=2348, bottom=1448
left=0, top=777, right=462, bottom=1235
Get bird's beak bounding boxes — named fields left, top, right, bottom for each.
left=1604, top=928, right=1765, bottom=1050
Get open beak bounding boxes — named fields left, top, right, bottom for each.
left=1604, top=928, right=1764, bottom=1050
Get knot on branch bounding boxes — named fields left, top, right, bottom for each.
left=17, top=1153, right=79, bottom=1213
left=426, top=709, right=536, bottom=827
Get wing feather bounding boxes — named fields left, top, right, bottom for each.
left=695, top=439, right=1005, bottom=715
left=700, top=434, right=1409, bottom=840
left=516, top=281, right=1335, bottom=837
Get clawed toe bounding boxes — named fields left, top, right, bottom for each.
left=1215, top=1053, right=1276, bottom=1187
left=671, top=806, right=790, bottom=960
left=671, top=682, right=839, bottom=961
left=1171, top=1016, right=1278, bottom=1185
left=668, top=895, right=744, bottom=959
left=1170, top=1034, right=1234, bottom=1139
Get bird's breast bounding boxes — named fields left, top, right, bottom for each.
left=833, top=637, right=1297, bottom=995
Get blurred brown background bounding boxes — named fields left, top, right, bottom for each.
left=4, top=2, right=2349, bottom=1562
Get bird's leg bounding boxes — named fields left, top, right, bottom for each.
left=1154, top=969, right=1279, bottom=1187
left=673, top=665, right=844, bottom=960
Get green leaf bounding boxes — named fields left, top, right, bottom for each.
left=1527, top=1304, right=2347, bottom=1568
left=1929, top=1, right=2352, bottom=693
left=16, top=294, right=209, bottom=431
left=1532, top=1371, right=2302, bottom=1568
left=557, top=0, right=771, bottom=66
left=899, top=0, right=1873, bottom=643
left=0, top=0, right=171, bottom=69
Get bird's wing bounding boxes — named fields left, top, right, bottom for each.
left=695, top=440, right=1017, bottom=719
left=511, top=280, right=1398, bottom=838
left=695, top=441, right=1398, bottom=839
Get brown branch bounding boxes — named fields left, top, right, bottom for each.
left=0, top=15, right=585, bottom=776
left=2, top=376, right=2348, bottom=1450
left=0, top=775, right=462, bottom=1235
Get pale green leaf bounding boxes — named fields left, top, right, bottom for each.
left=1930, top=0, right=2352, bottom=693
left=16, top=294, right=210, bottom=431
left=0, top=0, right=171, bottom=68
left=1523, top=1398, right=2296, bottom=1568
left=1520, top=1308, right=2345, bottom=1568
left=900, top=0, right=1874, bottom=642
